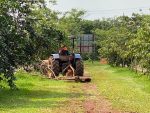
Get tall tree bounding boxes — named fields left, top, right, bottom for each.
left=0, top=0, right=60, bottom=89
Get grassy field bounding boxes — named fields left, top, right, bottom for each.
left=85, top=61, right=150, bottom=113
left=0, top=71, right=84, bottom=113
left=1, top=62, right=150, bottom=113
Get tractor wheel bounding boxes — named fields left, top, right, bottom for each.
left=51, top=60, right=60, bottom=76
left=75, top=60, right=84, bottom=76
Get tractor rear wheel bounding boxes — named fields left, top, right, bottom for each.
left=75, top=60, right=84, bottom=76
left=51, top=60, right=60, bottom=76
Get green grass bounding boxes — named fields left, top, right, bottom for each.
left=85, top=61, right=150, bottom=113
left=0, top=71, right=84, bottom=113
left=1, top=62, right=150, bottom=113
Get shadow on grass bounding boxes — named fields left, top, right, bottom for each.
left=0, top=88, right=84, bottom=109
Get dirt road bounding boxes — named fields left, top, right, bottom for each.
left=82, top=83, right=122, bottom=113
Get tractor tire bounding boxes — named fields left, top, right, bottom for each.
left=51, top=60, right=60, bottom=76
left=75, top=60, right=84, bottom=76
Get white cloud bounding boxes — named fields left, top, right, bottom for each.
left=48, top=0, right=150, bottom=19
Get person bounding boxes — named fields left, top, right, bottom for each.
left=59, top=44, right=69, bottom=55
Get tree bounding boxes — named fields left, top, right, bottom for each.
left=0, top=0, right=61, bottom=89
left=94, top=13, right=150, bottom=74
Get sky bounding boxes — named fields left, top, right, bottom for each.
left=48, top=0, right=150, bottom=20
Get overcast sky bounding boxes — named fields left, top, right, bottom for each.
left=48, top=0, right=150, bottom=20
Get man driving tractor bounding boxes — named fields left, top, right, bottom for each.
left=59, top=44, right=69, bottom=55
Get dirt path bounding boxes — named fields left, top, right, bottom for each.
left=64, top=73, right=134, bottom=113
left=80, top=71, right=122, bottom=113
left=66, top=63, right=139, bottom=113
left=82, top=82, right=122, bottom=113
left=63, top=81, right=134, bottom=113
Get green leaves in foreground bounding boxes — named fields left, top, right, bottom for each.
left=0, top=0, right=64, bottom=88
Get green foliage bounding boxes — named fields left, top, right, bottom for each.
left=58, top=9, right=85, bottom=47
left=0, top=0, right=30, bottom=88
left=0, top=0, right=86, bottom=88
left=0, top=0, right=65, bottom=88
left=94, top=14, right=150, bottom=73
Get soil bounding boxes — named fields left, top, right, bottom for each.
left=82, top=83, right=122, bottom=113
left=54, top=72, right=135, bottom=113
left=59, top=73, right=135, bottom=113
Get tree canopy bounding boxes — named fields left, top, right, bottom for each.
left=94, top=14, right=150, bottom=74
left=0, top=0, right=86, bottom=89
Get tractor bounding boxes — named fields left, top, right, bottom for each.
left=50, top=52, right=84, bottom=77
left=48, top=36, right=91, bottom=82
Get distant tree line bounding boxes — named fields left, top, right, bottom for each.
left=93, top=14, right=150, bottom=74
